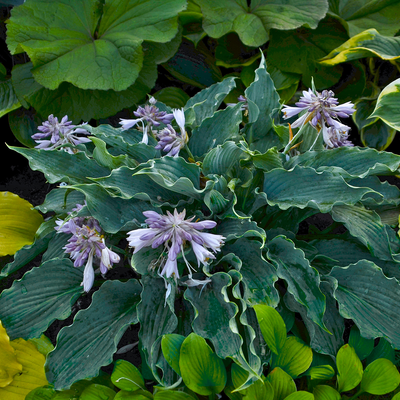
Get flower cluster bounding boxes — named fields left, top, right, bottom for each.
left=127, top=209, right=224, bottom=295
left=282, top=88, right=355, bottom=148
left=120, top=98, right=188, bottom=157
left=32, top=115, right=91, bottom=153
left=56, top=204, right=120, bottom=292
left=119, top=96, right=174, bottom=144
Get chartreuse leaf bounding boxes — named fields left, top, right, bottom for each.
left=26, top=387, right=56, bottom=400
left=111, top=360, right=145, bottom=392
left=360, top=358, right=400, bottom=395
left=370, top=78, right=400, bottom=131
left=270, top=336, right=313, bottom=379
left=336, top=344, right=363, bottom=393
left=0, top=192, right=43, bottom=256
left=284, top=392, right=314, bottom=400
left=243, top=379, right=274, bottom=400
left=195, top=0, right=328, bottom=47
left=320, top=29, right=400, bottom=65
left=348, top=325, right=374, bottom=361
left=265, top=367, right=296, bottom=400
left=313, top=385, right=341, bottom=400
left=80, top=384, right=116, bottom=400
left=0, top=321, right=22, bottom=387
left=179, top=333, right=227, bottom=396
left=7, top=0, right=186, bottom=91
left=253, top=305, right=286, bottom=355
left=0, top=259, right=83, bottom=340
left=0, top=338, right=48, bottom=400
left=154, top=391, right=197, bottom=400
left=328, top=261, right=400, bottom=348
left=46, top=279, right=142, bottom=390
left=161, top=334, right=185, bottom=375
left=266, top=236, right=327, bottom=331
left=328, top=0, right=400, bottom=37
left=305, top=365, right=335, bottom=381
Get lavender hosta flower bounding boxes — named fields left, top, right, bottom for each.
left=322, top=125, right=354, bottom=149
left=282, top=88, right=355, bottom=148
left=127, top=209, right=224, bottom=283
left=155, top=109, right=188, bottom=157
left=56, top=210, right=120, bottom=292
left=227, top=95, right=248, bottom=112
left=119, top=97, right=174, bottom=144
left=32, top=114, right=91, bottom=153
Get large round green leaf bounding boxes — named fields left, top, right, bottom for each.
left=111, top=360, right=145, bottom=392
left=265, top=367, right=296, bottom=400
left=179, top=333, right=227, bottom=396
left=313, top=385, right=341, bottom=400
left=336, top=344, right=363, bottom=393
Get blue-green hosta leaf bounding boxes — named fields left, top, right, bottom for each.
left=11, top=55, right=157, bottom=122
left=9, top=146, right=110, bottom=185
left=284, top=280, right=344, bottom=357
left=0, top=259, right=83, bottom=340
left=36, top=187, right=86, bottom=215
left=366, top=337, right=395, bottom=364
left=184, top=77, right=237, bottom=128
left=7, top=0, right=186, bottom=91
left=217, top=219, right=266, bottom=245
left=46, top=279, right=142, bottom=390
left=266, top=236, right=327, bottom=331
left=285, top=147, right=400, bottom=179
left=328, top=260, right=400, bottom=348
left=243, top=53, right=281, bottom=152
left=0, top=78, right=20, bottom=118
left=370, top=78, right=400, bottom=131
left=195, top=0, right=328, bottom=47
left=91, top=137, right=137, bottom=169
left=328, top=0, right=400, bottom=37
left=223, top=239, right=279, bottom=307
left=348, top=325, right=374, bottom=361
left=360, top=119, right=397, bottom=152
left=138, top=275, right=178, bottom=386
left=262, top=165, right=374, bottom=213
left=202, top=141, right=248, bottom=176
left=70, top=184, right=157, bottom=234
left=189, top=103, right=243, bottom=158
left=320, top=29, right=400, bottom=65
left=330, top=205, right=400, bottom=261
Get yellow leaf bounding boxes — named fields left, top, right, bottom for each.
left=0, top=191, right=43, bottom=256
left=0, top=321, right=22, bottom=387
left=0, top=338, right=48, bottom=400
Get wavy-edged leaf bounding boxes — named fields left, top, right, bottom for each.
left=195, top=0, right=328, bottom=47
left=0, top=191, right=43, bottom=256
left=266, top=236, right=327, bottom=330
left=370, top=78, right=400, bottom=131
left=328, top=261, right=400, bottom=348
left=46, top=279, right=142, bottom=390
left=7, top=0, right=186, bottom=91
left=262, top=166, right=374, bottom=212
left=320, top=29, right=400, bottom=65
left=0, top=259, right=83, bottom=340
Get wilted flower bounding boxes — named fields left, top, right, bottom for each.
left=119, top=97, right=174, bottom=144
left=127, top=209, right=224, bottom=282
left=56, top=206, right=120, bottom=292
left=32, top=115, right=91, bottom=153
left=282, top=88, right=355, bottom=148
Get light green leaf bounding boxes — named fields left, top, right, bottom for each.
left=370, top=78, right=400, bottom=131
left=46, top=279, right=142, bottom=390
left=306, top=365, right=335, bottom=381
left=0, top=77, right=20, bottom=118
left=270, top=336, right=313, bottom=379
left=284, top=392, right=314, bottom=400
left=320, top=29, right=400, bottom=65
left=0, top=191, right=43, bottom=257
left=313, top=385, right=341, bottom=400
left=265, top=367, right=297, bottom=400
left=328, top=0, right=400, bottom=37
left=111, top=360, right=145, bottom=392
left=196, top=0, right=328, bottom=47
left=253, top=305, right=286, bottom=355
left=0, top=259, right=83, bottom=340
left=179, top=333, right=227, bottom=396
left=7, top=0, right=186, bottom=91
left=154, top=391, right=197, bottom=400
left=336, top=344, right=363, bottom=393
left=360, top=358, right=400, bottom=395
left=161, top=334, right=185, bottom=375
left=328, top=261, right=400, bottom=348
left=244, top=379, right=274, bottom=400
left=80, top=384, right=116, bottom=400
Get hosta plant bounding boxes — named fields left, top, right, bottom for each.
left=1, top=55, right=400, bottom=396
